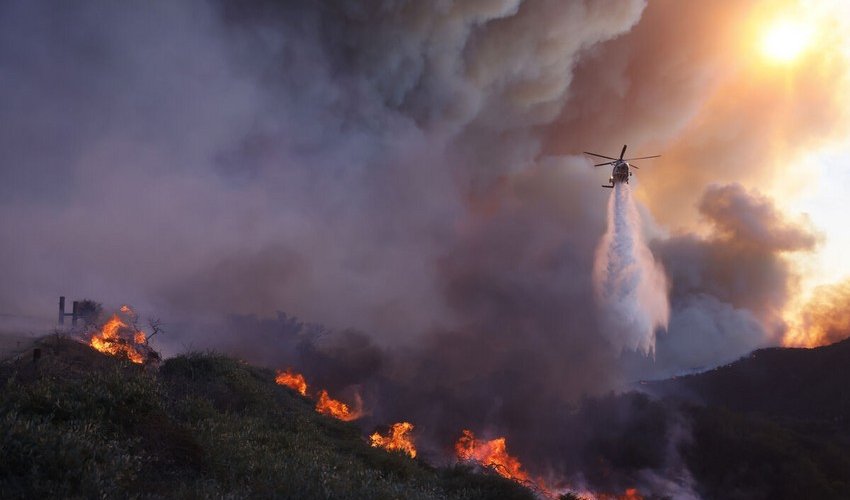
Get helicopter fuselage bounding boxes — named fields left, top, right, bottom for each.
left=584, top=145, right=658, bottom=189
left=604, top=161, right=632, bottom=188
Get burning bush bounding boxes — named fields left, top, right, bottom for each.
left=455, top=430, right=529, bottom=483
left=273, top=368, right=363, bottom=421
left=369, top=422, right=417, bottom=458
left=86, top=305, right=158, bottom=364
left=315, top=389, right=362, bottom=421
left=274, top=368, right=307, bottom=396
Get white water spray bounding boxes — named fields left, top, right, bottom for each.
left=593, top=183, right=669, bottom=355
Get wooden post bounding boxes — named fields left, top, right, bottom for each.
left=72, top=301, right=79, bottom=327
left=58, top=296, right=66, bottom=325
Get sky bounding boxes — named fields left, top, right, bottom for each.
left=1, top=0, right=848, bottom=356
left=756, top=1, right=850, bottom=287
left=790, top=146, right=850, bottom=289
left=3, top=0, right=850, bottom=491
left=0, top=0, right=848, bottom=345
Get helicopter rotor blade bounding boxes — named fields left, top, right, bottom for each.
left=584, top=152, right=619, bottom=161
left=619, top=144, right=627, bottom=160
left=595, top=161, right=614, bottom=167
left=628, top=163, right=640, bottom=169
left=623, top=155, right=661, bottom=161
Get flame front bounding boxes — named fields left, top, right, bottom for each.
left=272, top=369, right=364, bottom=421
left=315, top=389, right=362, bottom=421
left=88, top=312, right=146, bottom=364
left=455, top=429, right=529, bottom=482
left=621, top=488, right=643, bottom=500
left=370, top=422, right=417, bottom=458
left=275, top=368, right=308, bottom=396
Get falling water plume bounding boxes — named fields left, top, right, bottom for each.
left=593, top=183, right=670, bottom=355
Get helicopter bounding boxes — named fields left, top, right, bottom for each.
left=583, top=145, right=660, bottom=188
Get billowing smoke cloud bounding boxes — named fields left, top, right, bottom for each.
left=593, top=183, right=669, bottom=355
left=0, top=0, right=648, bottom=340
left=634, top=183, right=820, bottom=378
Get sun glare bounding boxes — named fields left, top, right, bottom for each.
left=761, top=19, right=812, bottom=63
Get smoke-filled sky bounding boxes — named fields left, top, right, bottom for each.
left=3, top=0, right=850, bottom=453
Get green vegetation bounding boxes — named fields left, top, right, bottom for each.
left=683, top=404, right=850, bottom=500
left=0, top=337, right=534, bottom=500
left=8, top=334, right=850, bottom=499
left=650, top=338, right=850, bottom=499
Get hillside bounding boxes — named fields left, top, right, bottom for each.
left=6, top=334, right=850, bottom=500
left=0, top=335, right=535, bottom=500
left=648, top=338, right=850, bottom=500
left=649, top=337, right=850, bottom=424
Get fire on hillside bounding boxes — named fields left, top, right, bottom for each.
left=370, top=421, right=417, bottom=458
left=274, top=367, right=363, bottom=421
left=315, top=389, right=363, bottom=421
left=275, top=368, right=307, bottom=396
left=455, top=429, right=529, bottom=483
left=86, top=305, right=156, bottom=364
left=270, top=369, right=647, bottom=499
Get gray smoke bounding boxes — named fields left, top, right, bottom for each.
left=633, top=183, right=820, bottom=378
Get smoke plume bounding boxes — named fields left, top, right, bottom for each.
left=593, top=183, right=669, bottom=355
left=630, top=183, right=821, bottom=378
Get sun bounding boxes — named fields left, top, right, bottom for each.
left=761, top=19, right=813, bottom=63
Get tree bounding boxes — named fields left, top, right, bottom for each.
left=76, top=299, right=102, bottom=328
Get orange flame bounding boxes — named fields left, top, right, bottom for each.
left=369, top=422, right=417, bottom=458
left=455, top=429, right=529, bottom=482
left=88, top=313, right=147, bottom=364
left=271, top=369, right=365, bottom=421
left=315, top=389, right=362, bottom=421
left=275, top=368, right=308, bottom=396
left=621, top=488, right=643, bottom=500
left=133, top=330, right=147, bottom=344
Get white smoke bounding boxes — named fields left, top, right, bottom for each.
left=593, top=182, right=669, bottom=355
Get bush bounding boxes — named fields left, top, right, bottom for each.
left=1, top=346, right=540, bottom=499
